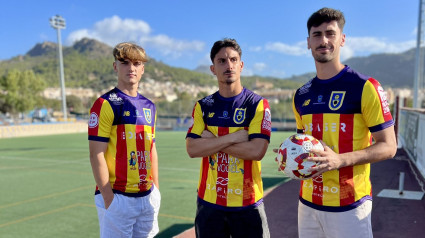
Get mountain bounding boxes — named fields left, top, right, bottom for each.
left=27, top=41, right=57, bottom=57
left=0, top=38, right=303, bottom=92
left=343, top=49, right=416, bottom=88
left=0, top=38, right=417, bottom=92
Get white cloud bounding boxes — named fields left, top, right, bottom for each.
left=66, top=15, right=204, bottom=58
left=140, top=34, right=204, bottom=58
left=198, top=53, right=212, bottom=66
left=342, top=36, right=416, bottom=60
left=249, top=46, right=262, bottom=52
left=264, top=41, right=308, bottom=56
left=253, top=62, right=267, bottom=71
left=262, top=37, right=415, bottom=61
left=241, top=68, right=253, bottom=76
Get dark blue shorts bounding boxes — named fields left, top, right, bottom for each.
left=195, top=201, right=270, bottom=238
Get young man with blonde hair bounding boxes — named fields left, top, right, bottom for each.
left=88, top=42, right=160, bottom=238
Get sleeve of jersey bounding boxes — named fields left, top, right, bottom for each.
left=88, top=98, right=114, bottom=142
left=248, top=99, right=271, bottom=142
left=361, top=78, right=394, bottom=133
left=292, top=92, right=304, bottom=134
left=186, top=102, right=204, bottom=139
left=152, top=110, right=157, bottom=143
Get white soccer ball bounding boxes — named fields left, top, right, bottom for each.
left=275, top=134, right=324, bottom=180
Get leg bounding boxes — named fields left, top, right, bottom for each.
left=95, top=194, right=136, bottom=238
left=298, top=201, right=326, bottom=238
left=133, top=186, right=161, bottom=238
left=195, top=201, right=230, bottom=238
left=228, top=203, right=270, bottom=238
left=320, top=200, right=373, bottom=238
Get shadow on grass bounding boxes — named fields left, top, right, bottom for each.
left=156, top=223, right=194, bottom=238
left=263, top=176, right=289, bottom=191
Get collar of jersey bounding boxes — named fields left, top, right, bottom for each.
left=216, top=87, right=245, bottom=102
left=313, top=65, right=349, bottom=84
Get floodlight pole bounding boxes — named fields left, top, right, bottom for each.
left=414, top=0, right=424, bottom=108
left=50, top=15, right=67, bottom=121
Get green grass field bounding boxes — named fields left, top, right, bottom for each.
left=0, top=131, right=292, bottom=237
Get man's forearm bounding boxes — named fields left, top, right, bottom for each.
left=186, top=136, right=238, bottom=158
left=221, top=138, right=269, bottom=161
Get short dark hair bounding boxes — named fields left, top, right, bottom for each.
left=210, top=38, right=242, bottom=63
left=307, top=8, right=345, bottom=34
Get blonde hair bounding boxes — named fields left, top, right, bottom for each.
left=113, top=42, right=148, bottom=63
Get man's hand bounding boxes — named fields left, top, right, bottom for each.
left=102, top=192, right=114, bottom=209
left=307, top=145, right=343, bottom=177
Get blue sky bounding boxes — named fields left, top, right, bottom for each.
left=0, top=0, right=419, bottom=78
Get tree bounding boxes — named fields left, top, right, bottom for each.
left=66, top=95, right=85, bottom=114
left=0, top=69, right=46, bottom=118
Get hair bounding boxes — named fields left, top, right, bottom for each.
left=210, top=38, right=242, bottom=63
left=307, top=7, right=345, bottom=34
left=113, top=42, right=148, bottom=63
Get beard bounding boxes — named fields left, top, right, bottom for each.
left=312, top=46, right=337, bottom=63
left=314, top=54, right=334, bottom=63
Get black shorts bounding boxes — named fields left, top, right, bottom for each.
left=195, top=201, right=270, bottom=238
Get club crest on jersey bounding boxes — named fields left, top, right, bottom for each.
left=329, top=91, right=346, bottom=111
left=143, top=108, right=152, bottom=124
left=233, top=108, right=246, bottom=124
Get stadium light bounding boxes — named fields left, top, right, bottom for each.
left=49, top=15, right=67, bottom=121
left=414, top=0, right=425, bottom=108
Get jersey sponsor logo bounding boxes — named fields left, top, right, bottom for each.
left=143, top=108, right=152, bottom=124
left=206, top=183, right=242, bottom=195
left=313, top=95, right=326, bottom=105
left=298, top=80, right=312, bottom=95
left=139, top=174, right=148, bottom=184
left=88, top=112, right=99, bottom=128
left=129, top=151, right=137, bottom=170
left=209, top=156, right=217, bottom=170
left=262, top=108, right=272, bottom=131
left=233, top=108, right=246, bottom=124
left=128, top=150, right=152, bottom=169
left=304, top=122, right=347, bottom=133
left=216, top=177, right=229, bottom=186
left=201, top=95, right=214, bottom=106
left=377, top=86, right=391, bottom=114
left=302, top=99, right=311, bottom=106
left=123, top=131, right=153, bottom=141
left=303, top=177, right=339, bottom=195
left=218, top=111, right=230, bottom=119
left=108, top=93, right=124, bottom=105
left=216, top=152, right=243, bottom=174
left=329, top=91, right=346, bottom=111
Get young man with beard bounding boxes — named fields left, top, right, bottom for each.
left=291, top=8, right=397, bottom=238
left=186, top=38, right=271, bottom=238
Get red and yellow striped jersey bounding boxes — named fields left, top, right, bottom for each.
left=187, top=88, right=271, bottom=210
left=88, top=88, right=157, bottom=196
left=292, top=66, right=393, bottom=212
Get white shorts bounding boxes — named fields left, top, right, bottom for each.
left=95, top=186, right=161, bottom=238
left=298, top=200, right=372, bottom=238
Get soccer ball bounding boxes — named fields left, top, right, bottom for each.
left=275, top=134, right=324, bottom=180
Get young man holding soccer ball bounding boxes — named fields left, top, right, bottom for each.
left=291, top=8, right=397, bottom=238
